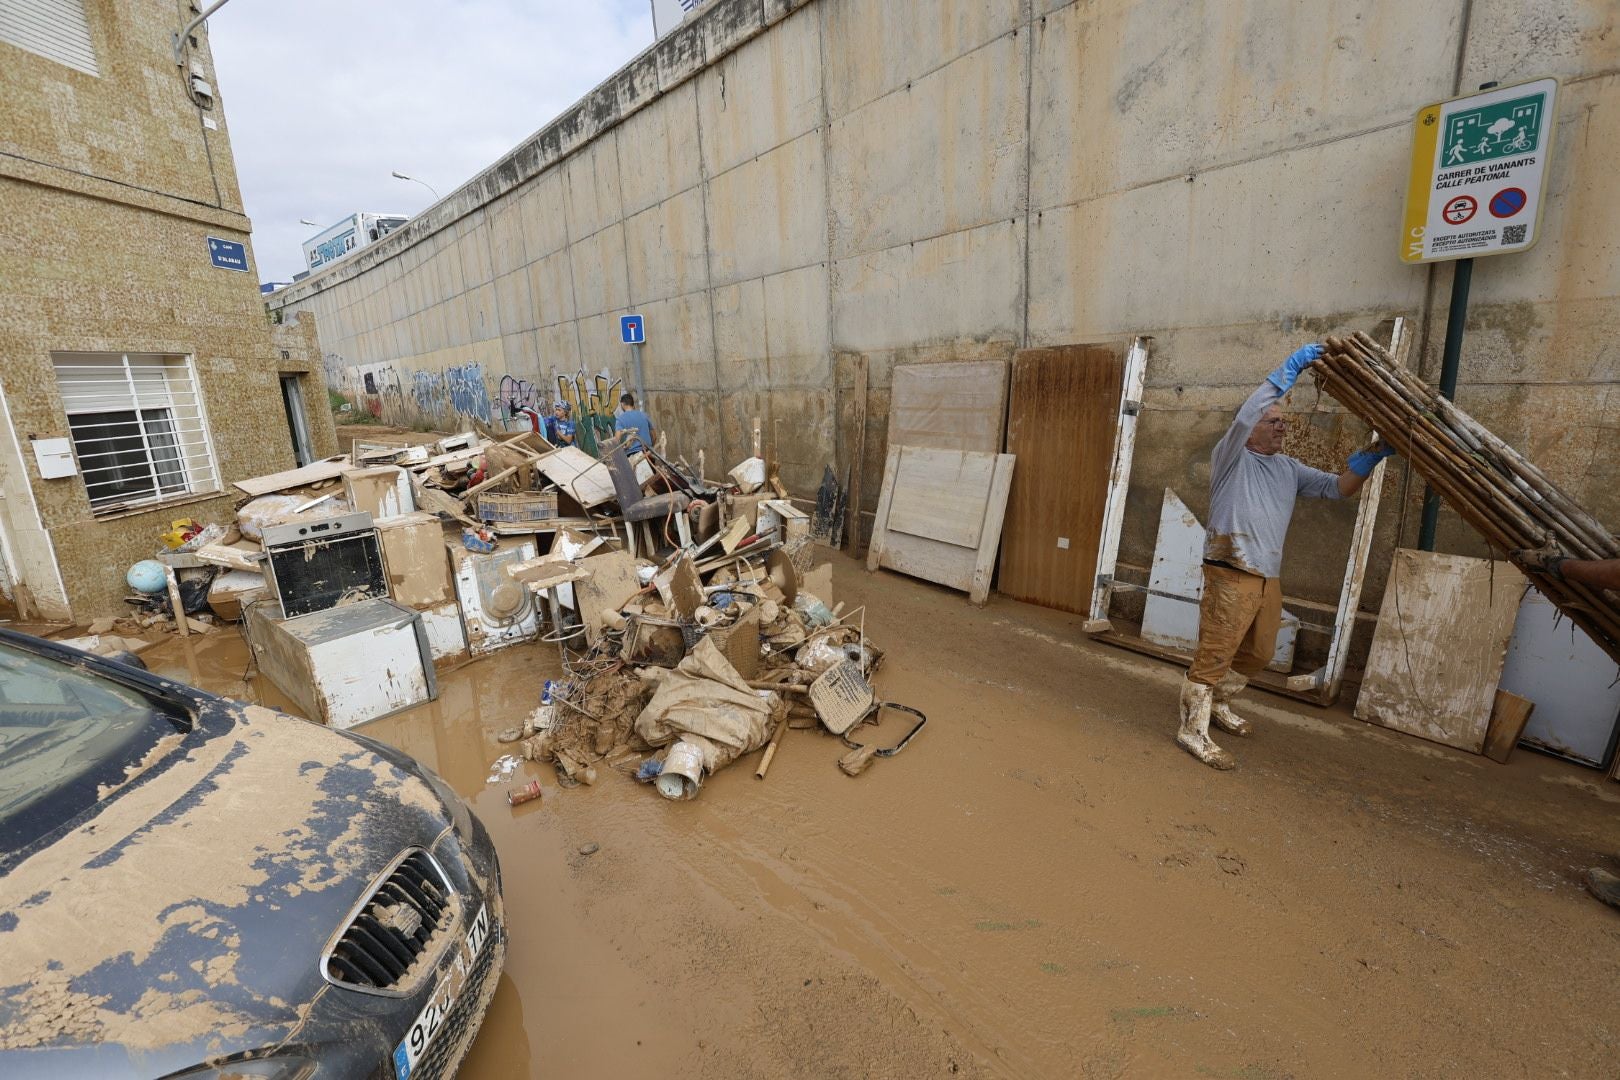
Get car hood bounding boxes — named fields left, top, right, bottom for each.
left=0, top=699, right=454, bottom=1070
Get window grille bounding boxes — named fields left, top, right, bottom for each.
left=51, top=353, right=220, bottom=515
left=0, top=0, right=98, bottom=76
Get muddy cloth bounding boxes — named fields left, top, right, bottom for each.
left=634, top=638, right=777, bottom=776
left=1188, top=564, right=1283, bottom=686
left=1206, top=380, right=1343, bottom=578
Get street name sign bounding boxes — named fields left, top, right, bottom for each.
left=207, top=236, right=250, bottom=272
left=1400, top=78, right=1557, bottom=264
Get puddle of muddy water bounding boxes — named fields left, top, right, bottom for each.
left=130, top=559, right=1620, bottom=1080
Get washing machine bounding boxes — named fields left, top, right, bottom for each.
left=447, top=538, right=540, bottom=655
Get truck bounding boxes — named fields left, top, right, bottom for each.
left=301, top=212, right=410, bottom=272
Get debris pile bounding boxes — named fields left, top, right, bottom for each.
left=1312, top=333, right=1620, bottom=664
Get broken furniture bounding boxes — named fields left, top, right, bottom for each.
left=865, top=445, right=1016, bottom=606
left=245, top=598, right=437, bottom=729
left=1497, top=589, right=1620, bottom=769
left=1313, top=331, right=1620, bottom=666
left=605, top=441, right=691, bottom=556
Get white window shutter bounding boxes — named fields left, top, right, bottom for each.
left=0, top=0, right=99, bottom=76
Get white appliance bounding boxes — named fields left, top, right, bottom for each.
left=448, top=540, right=539, bottom=655
left=1499, top=589, right=1620, bottom=768
left=246, top=598, right=436, bottom=730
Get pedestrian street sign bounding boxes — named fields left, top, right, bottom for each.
left=207, top=236, right=250, bottom=272
left=1400, top=78, right=1557, bottom=264
left=620, top=314, right=645, bottom=345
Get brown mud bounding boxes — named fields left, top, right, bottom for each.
left=141, top=553, right=1620, bottom=1078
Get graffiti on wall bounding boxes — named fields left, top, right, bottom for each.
left=446, top=363, right=492, bottom=423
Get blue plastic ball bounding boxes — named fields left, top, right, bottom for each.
left=127, top=559, right=168, bottom=595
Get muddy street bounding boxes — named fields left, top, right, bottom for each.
left=143, top=553, right=1620, bottom=1079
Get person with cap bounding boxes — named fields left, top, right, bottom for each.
left=1178, top=343, right=1396, bottom=770
left=551, top=401, right=576, bottom=447
left=614, top=392, right=655, bottom=452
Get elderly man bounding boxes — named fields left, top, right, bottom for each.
left=1179, top=343, right=1396, bottom=770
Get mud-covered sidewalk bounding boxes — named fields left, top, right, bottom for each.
left=144, top=553, right=1620, bottom=1079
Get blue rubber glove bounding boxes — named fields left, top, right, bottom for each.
left=1266, top=343, right=1324, bottom=393
left=1346, top=442, right=1397, bottom=478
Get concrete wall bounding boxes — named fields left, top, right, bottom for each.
left=269, top=0, right=1620, bottom=633
left=0, top=0, right=337, bottom=619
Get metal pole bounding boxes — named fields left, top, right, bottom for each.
left=1417, top=80, right=1497, bottom=552
left=1417, top=258, right=1473, bottom=550
left=173, top=0, right=234, bottom=64
left=630, top=342, right=646, bottom=408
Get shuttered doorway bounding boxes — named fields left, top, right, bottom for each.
left=997, top=344, right=1125, bottom=613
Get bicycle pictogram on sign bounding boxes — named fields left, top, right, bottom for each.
left=1442, top=195, right=1478, bottom=225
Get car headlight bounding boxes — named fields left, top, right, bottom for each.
left=165, top=1057, right=314, bottom=1080
left=423, top=769, right=474, bottom=840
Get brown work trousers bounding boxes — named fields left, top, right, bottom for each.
left=1187, top=564, right=1282, bottom=686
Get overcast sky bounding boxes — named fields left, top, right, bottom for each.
left=209, top=0, right=654, bottom=283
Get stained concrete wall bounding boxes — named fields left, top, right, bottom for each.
left=269, top=0, right=1620, bottom=634
left=0, top=0, right=338, bottom=620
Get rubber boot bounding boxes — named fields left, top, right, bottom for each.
left=1586, top=868, right=1620, bottom=912
left=1210, top=671, right=1253, bottom=737
left=1176, top=679, right=1235, bottom=770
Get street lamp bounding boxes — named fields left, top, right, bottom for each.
left=391, top=171, right=441, bottom=201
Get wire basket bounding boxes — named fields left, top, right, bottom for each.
left=477, top=491, right=558, bottom=524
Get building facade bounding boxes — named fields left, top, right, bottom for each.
left=0, top=0, right=337, bottom=621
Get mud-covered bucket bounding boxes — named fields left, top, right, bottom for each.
left=654, top=741, right=705, bottom=800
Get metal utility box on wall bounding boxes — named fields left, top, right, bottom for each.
left=246, top=598, right=436, bottom=729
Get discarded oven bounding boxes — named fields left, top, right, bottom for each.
left=261, top=513, right=387, bottom=618
left=447, top=540, right=539, bottom=655
left=245, top=598, right=437, bottom=730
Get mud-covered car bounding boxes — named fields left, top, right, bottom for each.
left=0, top=629, right=504, bottom=1079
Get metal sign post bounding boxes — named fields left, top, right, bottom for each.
left=1400, top=79, right=1557, bottom=550
left=620, top=314, right=646, bottom=407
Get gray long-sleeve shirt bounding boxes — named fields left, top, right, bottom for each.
left=1205, top=380, right=1343, bottom=579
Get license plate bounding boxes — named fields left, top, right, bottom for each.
left=392, top=903, right=494, bottom=1080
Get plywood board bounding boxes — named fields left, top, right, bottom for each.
left=999, top=344, right=1125, bottom=614
left=574, top=551, right=643, bottom=645
left=1355, top=550, right=1524, bottom=753
left=375, top=512, right=453, bottom=608
left=233, top=456, right=351, bottom=497
left=885, top=449, right=996, bottom=548
left=887, top=360, right=1010, bottom=454
left=866, top=445, right=1014, bottom=606
left=535, top=446, right=615, bottom=508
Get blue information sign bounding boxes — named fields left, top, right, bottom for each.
left=620, top=314, right=645, bottom=345
left=207, top=236, right=250, bottom=272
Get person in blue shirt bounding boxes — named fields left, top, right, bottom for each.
left=551, top=401, right=576, bottom=446
left=614, top=393, right=655, bottom=451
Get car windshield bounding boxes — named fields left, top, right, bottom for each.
left=0, top=641, right=189, bottom=866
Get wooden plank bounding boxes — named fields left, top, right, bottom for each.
left=573, top=551, right=643, bottom=646
left=1483, top=690, right=1535, bottom=764
left=968, top=454, right=1016, bottom=605
left=1090, top=627, right=1325, bottom=707
left=535, top=446, right=617, bottom=508
left=999, top=343, right=1126, bottom=614
left=887, top=359, right=1010, bottom=454
left=885, top=448, right=996, bottom=548
left=232, top=456, right=351, bottom=497
left=880, top=532, right=977, bottom=592
left=1088, top=337, right=1149, bottom=629
left=840, top=355, right=869, bottom=556
left=865, top=445, right=902, bottom=572
left=1354, top=550, right=1524, bottom=753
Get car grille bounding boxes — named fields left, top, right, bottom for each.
left=323, top=848, right=455, bottom=993
left=410, top=925, right=504, bottom=1080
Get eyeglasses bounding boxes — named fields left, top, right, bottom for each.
left=1257, top=417, right=1288, bottom=428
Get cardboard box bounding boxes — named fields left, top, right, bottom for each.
left=343, top=466, right=414, bottom=519
left=376, top=512, right=453, bottom=608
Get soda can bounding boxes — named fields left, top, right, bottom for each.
left=507, top=780, right=543, bottom=807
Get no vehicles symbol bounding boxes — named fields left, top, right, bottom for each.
left=1443, top=195, right=1478, bottom=225
left=1489, top=187, right=1527, bottom=218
